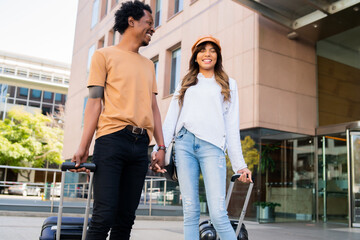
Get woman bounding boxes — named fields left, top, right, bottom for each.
left=153, top=35, right=252, bottom=240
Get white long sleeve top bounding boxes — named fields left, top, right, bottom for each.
left=154, top=73, right=247, bottom=173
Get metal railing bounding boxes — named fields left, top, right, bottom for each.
left=141, top=177, right=182, bottom=216
left=0, top=64, right=69, bottom=85
left=0, top=165, right=182, bottom=216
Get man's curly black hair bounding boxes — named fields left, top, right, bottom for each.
left=113, top=0, right=152, bottom=34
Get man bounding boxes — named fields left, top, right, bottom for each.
left=72, top=1, right=165, bottom=239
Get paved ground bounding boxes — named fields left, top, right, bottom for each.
left=1, top=213, right=360, bottom=240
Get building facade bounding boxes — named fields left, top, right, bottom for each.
left=63, top=0, right=360, bottom=226
left=0, top=51, right=69, bottom=118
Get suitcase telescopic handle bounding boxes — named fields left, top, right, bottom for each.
left=61, top=162, right=96, bottom=172
left=231, top=174, right=241, bottom=182
left=230, top=173, right=254, bottom=183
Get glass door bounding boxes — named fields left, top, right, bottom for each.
left=318, top=134, right=348, bottom=223
left=349, top=131, right=360, bottom=227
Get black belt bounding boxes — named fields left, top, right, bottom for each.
left=126, top=125, right=147, bottom=135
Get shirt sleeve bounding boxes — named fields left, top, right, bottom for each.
left=87, top=50, right=107, bottom=87
left=224, top=79, right=247, bottom=173
left=152, top=84, right=181, bottom=153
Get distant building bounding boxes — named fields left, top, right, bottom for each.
left=0, top=51, right=69, bottom=118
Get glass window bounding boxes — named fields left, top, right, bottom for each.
left=155, top=0, right=162, bottom=28
left=170, top=48, right=181, bottom=94
left=4, top=68, right=15, bottom=75
left=29, top=72, right=40, bottom=79
left=91, top=0, right=100, bottom=28
left=111, top=0, right=119, bottom=9
left=108, top=30, right=114, bottom=46
left=87, top=44, right=96, bottom=72
left=30, top=89, right=42, bottom=101
left=43, top=91, right=54, bottom=103
left=53, top=76, right=63, bottom=83
left=8, top=86, right=15, bottom=98
left=55, top=93, right=65, bottom=104
left=15, top=100, right=27, bottom=106
left=82, top=97, right=88, bottom=126
left=42, top=105, right=52, bottom=115
left=0, top=84, right=8, bottom=101
left=29, top=102, right=40, bottom=108
left=41, top=74, right=52, bottom=82
left=98, top=36, right=105, bottom=49
left=55, top=93, right=62, bottom=102
left=18, top=87, right=29, bottom=98
left=17, top=69, right=27, bottom=77
left=152, top=58, right=159, bottom=83
left=100, top=0, right=108, bottom=19
left=174, top=0, right=183, bottom=14
left=113, top=31, right=116, bottom=45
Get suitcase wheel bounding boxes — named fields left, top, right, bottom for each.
left=199, top=220, right=216, bottom=240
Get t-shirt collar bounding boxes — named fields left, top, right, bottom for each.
left=197, top=72, right=215, bottom=79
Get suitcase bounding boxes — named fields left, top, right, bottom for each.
left=199, top=174, right=254, bottom=240
left=39, top=162, right=96, bottom=240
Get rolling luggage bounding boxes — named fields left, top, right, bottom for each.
left=199, top=174, right=254, bottom=240
left=39, top=162, right=96, bottom=240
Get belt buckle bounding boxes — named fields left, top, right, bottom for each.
left=131, top=126, right=138, bottom=134
left=132, top=126, right=143, bottom=135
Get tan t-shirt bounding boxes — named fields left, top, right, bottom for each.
left=87, top=46, right=157, bottom=141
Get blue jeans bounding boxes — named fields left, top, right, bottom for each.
left=174, top=127, right=237, bottom=240
left=87, top=128, right=149, bottom=240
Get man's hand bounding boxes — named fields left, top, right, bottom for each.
left=150, top=151, right=167, bottom=173
left=237, top=168, right=252, bottom=183
left=71, top=147, right=90, bottom=173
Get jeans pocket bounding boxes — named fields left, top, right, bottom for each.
left=175, top=128, right=186, bottom=141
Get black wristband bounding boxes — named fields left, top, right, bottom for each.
left=157, top=146, right=166, bottom=152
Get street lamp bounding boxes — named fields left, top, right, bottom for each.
left=2, top=93, right=10, bottom=121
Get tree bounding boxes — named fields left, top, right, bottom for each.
left=0, top=108, right=64, bottom=180
left=226, top=135, right=260, bottom=182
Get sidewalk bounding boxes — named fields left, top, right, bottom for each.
left=1, top=214, right=360, bottom=240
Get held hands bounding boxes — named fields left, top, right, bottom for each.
left=237, top=168, right=253, bottom=183
left=150, top=150, right=167, bottom=174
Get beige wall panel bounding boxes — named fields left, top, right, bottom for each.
left=259, top=85, right=316, bottom=135
left=258, top=16, right=316, bottom=135
left=241, top=50, right=255, bottom=88
left=239, top=85, right=254, bottom=128
left=259, top=17, right=316, bottom=64
left=233, top=21, right=245, bottom=56
left=297, top=94, right=317, bottom=131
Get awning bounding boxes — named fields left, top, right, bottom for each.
left=233, top=0, right=360, bottom=42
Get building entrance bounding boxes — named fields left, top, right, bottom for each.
left=317, top=122, right=360, bottom=227
left=348, top=128, right=360, bottom=227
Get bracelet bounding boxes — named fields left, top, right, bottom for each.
left=157, top=145, right=166, bottom=152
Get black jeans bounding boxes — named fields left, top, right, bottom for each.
left=86, top=128, right=149, bottom=240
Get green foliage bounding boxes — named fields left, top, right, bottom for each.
left=0, top=108, right=64, bottom=168
left=254, top=201, right=281, bottom=209
left=260, top=144, right=279, bottom=174
left=241, top=136, right=260, bottom=172
left=226, top=135, right=260, bottom=182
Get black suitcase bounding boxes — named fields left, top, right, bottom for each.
left=199, top=174, right=254, bottom=240
left=39, top=162, right=96, bottom=240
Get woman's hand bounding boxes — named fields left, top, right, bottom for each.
left=236, top=168, right=252, bottom=183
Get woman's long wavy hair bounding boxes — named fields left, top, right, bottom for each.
left=177, top=42, right=230, bottom=106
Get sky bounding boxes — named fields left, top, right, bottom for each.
left=0, top=0, right=78, bottom=64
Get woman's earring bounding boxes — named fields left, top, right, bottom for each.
left=195, top=60, right=197, bottom=63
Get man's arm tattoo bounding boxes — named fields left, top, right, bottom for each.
left=88, top=86, right=104, bottom=99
